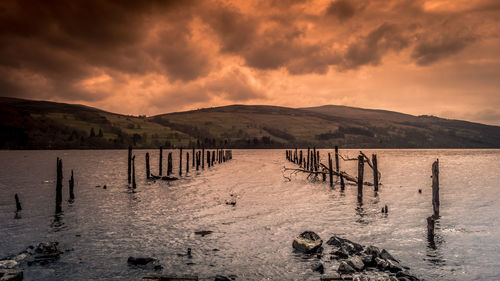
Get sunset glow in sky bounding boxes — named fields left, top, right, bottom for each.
left=1, top=0, right=500, bottom=124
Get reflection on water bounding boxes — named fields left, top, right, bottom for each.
left=0, top=149, right=500, bottom=281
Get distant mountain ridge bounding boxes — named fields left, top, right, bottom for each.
left=1, top=97, right=500, bottom=149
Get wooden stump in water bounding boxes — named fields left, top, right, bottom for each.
left=186, top=152, right=189, bottom=174
left=15, top=193, right=22, bottom=211
left=132, top=155, right=136, bottom=189
left=357, top=154, right=364, bottom=201
left=69, top=169, right=75, bottom=200
left=56, top=157, right=63, bottom=213
left=335, top=146, right=339, bottom=176
left=316, top=151, right=320, bottom=172
left=307, top=147, right=310, bottom=170
left=372, top=154, right=379, bottom=192
left=340, top=173, right=345, bottom=191
left=328, top=153, right=333, bottom=188
left=128, top=146, right=132, bottom=184
left=192, top=147, right=195, bottom=167
left=159, top=147, right=163, bottom=176
left=427, top=216, right=435, bottom=241
left=313, top=147, right=317, bottom=171
left=179, top=148, right=183, bottom=177
left=196, top=151, right=200, bottom=171
left=167, top=152, right=173, bottom=176
left=432, top=159, right=440, bottom=218
left=212, top=150, right=215, bottom=166
left=145, top=153, right=150, bottom=179
left=202, top=147, right=205, bottom=169
left=207, top=151, right=211, bottom=168
left=299, top=150, right=303, bottom=167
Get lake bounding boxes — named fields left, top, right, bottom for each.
left=1, top=149, right=499, bottom=280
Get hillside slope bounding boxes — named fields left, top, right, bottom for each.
left=1, top=97, right=500, bottom=149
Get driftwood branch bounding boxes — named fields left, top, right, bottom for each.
left=283, top=165, right=374, bottom=186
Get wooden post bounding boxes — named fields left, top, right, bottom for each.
left=212, top=150, right=215, bottom=166
left=207, top=151, right=211, bottom=168
left=316, top=151, right=320, bottom=172
left=202, top=147, right=205, bottom=169
left=307, top=147, right=310, bottom=170
left=294, top=148, right=298, bottom=163
left=145, top=153, right=150, bottom=179
left=159, top=146, right=163, bottom=176
left=340, top=173, right=345, bottom=191
left=335, top=145, right=339, bottom=175
left=328, top=153, right=333, bottom=188
left=15, top=193, right=22, bottom=211
left=357, top=154, right=364, bottom=201
left=56, top=158, right=63, bottom=213
left=372, top=154, right=379, bottom=192
left=313, top=147, right=317, bottom=171
left=128, top=146, right=132, bottom=184
left=192, top=147, right=195, bottom=167
left=167, top=152, right=172, bottom=175
left=69, top=169, right=75, bottom=200
left=432, top=159, right=440, bottom=218
left=427, top=216, right=435, bottom=241
left=179, top=148, right=183, bottom=177
left=132, top=155, right=136, bottom=189
left=299, top=150, right=303, bottom=166
left=186, top=152, right=189, bottom=174
left=196, top=151, right=200, bottom=171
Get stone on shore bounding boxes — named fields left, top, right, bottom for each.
left=292, top=231, right=323, bottom=253
left=0, top=269, right=23, bottom=281
left=128, top=257, right=162, bottom=271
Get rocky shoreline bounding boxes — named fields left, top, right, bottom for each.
left=293, top=231, right=420, bottom=281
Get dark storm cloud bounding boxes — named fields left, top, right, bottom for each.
left=343, top=23, right=409, bottom=69
left=325, top=0, right=356, bottom=21
left=412, top=33, right=477, bottom=66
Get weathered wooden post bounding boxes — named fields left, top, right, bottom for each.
left=316, top=151, right=320, bottom=172
left=212, top=150, right=215, bottom=166
left=340, top=173, right=345, bottom=191
left=186, top=152, right=189, bottom=174
left=145, top=153, right=150, bottom=179
left=372, top=154, right=379, bottom=192
left=132, top=155, right=136, bottom=189
left=69, top=169, right=75, bottom=200
left=335, top=145, right=339, bottom=175
left=167, top=152, right=172, bottom=175
left=56, top=158, right=63, bottom=213
left=15, top=194, right=22, bottom=211
left=128, top=146, right=132, bottom=184
left=313, top=147, right=317, bottom=171
left=207, top=151, right=211, bottom=168
left=159, top=146, right=163, bottom=176
left=328, top=153, right=333, bottom=187
left=179, top=148, right=183, bottom=177
left=432, top=159, right=439, bottom=218
left=427, top=216, right=435, bottom=241
left=192, top=147, right=195, bottom=167
left=299, top=150, right=303, bottom=166
left=357, top=154, right=364, bottom=201
left=307, top=147, right=310, bottom=170
left=202, top=147, right=205, bottom=169
left=196, top=151, right=200, bottom=171
left=294, top=148, right=298, bottom=163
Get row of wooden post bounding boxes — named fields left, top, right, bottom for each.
left=128, top=146, right=233, bottom=187
left=286, top=147, right=379, bottom=198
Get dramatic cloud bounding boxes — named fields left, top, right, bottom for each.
left=0, top=0, right=499, bottom=124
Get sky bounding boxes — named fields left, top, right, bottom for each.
left=1, top=0, right=500, bottom=124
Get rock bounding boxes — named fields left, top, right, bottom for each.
left=312, top=262, right=325, bottom=274
left=327, top=236, right=363, bottom=255
left=396, top=271, right=419, bottom=281
left=320, top=272, right=341, bottom=280
left=292, top=231, right=323, bottom=254
left=386, top=259, right=403, bottom=273
left=214, top=275, right=234, bottom=281
left=331, top=248, right=349, bottom=259
left=194, top=230, right=213, bottom=237
left=340, top=274, right=353, bottom=280
left=127, top=257, right=162, bottom=271
left=0, top=269, right=23, bottom=281
left=380, top=249, right=398, bottom=262
left=0, top=261, right=17, bottom=270
left=375, top=257, right=390, bottom=271
left=338, top=261, right=356, bottom=274
left=34, top=242, right=59, bottom=255
left=359, top=254, right=374, bottom=267
left=347, top=256, right=364, bottom=272
left=364, top=245, right=381, bottom=258
left=13, top=254, right=28, bottom=262
left=142, top=275, right=198, bottom=280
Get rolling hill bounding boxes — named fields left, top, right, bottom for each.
left=1, top=97, right=500, bottom=149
